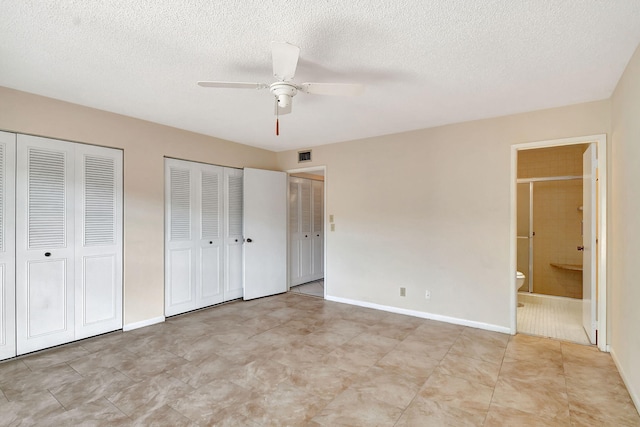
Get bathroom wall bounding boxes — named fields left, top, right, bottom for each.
left=518, top=145, right=588, bottom=298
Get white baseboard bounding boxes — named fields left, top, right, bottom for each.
left=325, top=295, right=510, bottom=334
left=123, top=316, right=165, bottom=332
left=610, top=347, right=640, bottom=415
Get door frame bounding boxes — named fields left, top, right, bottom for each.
left=285, top=165, right=327, bottom=299
left=510, top=134, right=608, bottom=351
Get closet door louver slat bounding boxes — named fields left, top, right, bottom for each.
left=27, top=148, right=66, bottom=249
left=227, top=175, right=243, bottom=237
left=170, top=168, right=191, bottom=241
left=201, top=171, right=220, bottom=240
left=84, top=156, right=115, bottom=246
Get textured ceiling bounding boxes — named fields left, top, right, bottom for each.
left=1, top=1, right=639, bottom=152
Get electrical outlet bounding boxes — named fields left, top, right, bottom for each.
left=330, top=223, right=335, bottom=231
left=400, top=287, right=406, bottom=297
left=425, top=290, right=431, bottom=299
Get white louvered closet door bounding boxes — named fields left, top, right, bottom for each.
left=224, top=168, right=243, bottom=301
left=289, top=178, right=301, bottom=285
left=74, top=144, right=123, bottom=339
left=165, top=159, right=198, bottom=316
left=0, top=132, right=16, bottom=361
left=198, top=164, right=224, bottom=307
left=311, top=180, right=324, bottom=280
left=298, top=179, right=313, bottom=280
left=16, top=135, right=76, bottom=354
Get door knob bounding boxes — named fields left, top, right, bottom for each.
left=44, top=252, right=51, bottom=257
left=246, top=238, right=253, bottom=243
left=577, top=246, right=584, bottom=251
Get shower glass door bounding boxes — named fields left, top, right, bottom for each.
left=517, top=182, right=532, bottom=291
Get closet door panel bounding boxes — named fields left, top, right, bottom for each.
left=311, top=180, right=324, bottom=279
left=165, top=160, right=197, bottom=316
left=75, top=145, right=123, bottom=339
left=0, top=132, right=16, bottom=361
left=289, top=178, right=301, bottom=285
left=198, top=165, right=223, bottom=306
left=16, top=135, right=75, bottom=354
left=298, top=179, right=313, bottom=280
left=224, top=168, right=243, bottom=301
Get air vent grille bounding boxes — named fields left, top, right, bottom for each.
left=298, top=150, right=312, bottom=163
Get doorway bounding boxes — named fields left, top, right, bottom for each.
left=286, top=166, right=326, bottom=299
left=510, top=135, right=607, bottom=351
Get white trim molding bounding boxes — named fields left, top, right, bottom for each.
left=610, top=347, right=640, bottom=414
left=326, top=295, right=511, bottom=334
left=123, top=316, right=165, bottom=332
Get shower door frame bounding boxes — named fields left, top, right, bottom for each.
left=510, top=134, right=608, bottom=352
left=517, top=176, right=583, bottom=294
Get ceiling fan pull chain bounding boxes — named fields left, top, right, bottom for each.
left=276, top=118, right=279, bottom=136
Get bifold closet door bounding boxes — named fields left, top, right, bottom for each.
left=15, top=135, right=123, bottom=354
left=165, top=159, right=225, bottom=315
left=16, top=136, right=76, bottom=353
left=224, top=168, right=243, bottom=301
left=164, top=159, right=243, bottom=316
left=74, top=143, right=123, bottom=340
left=0, top=132, right=16, bottom=360
left=311, top=180, right=324, bottom=279
left=289, top=177, right=324, bottom=286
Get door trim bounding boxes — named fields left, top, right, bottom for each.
left=285, top=166, right=327, bottom=299
left=510, top=134, right=608, bottom=351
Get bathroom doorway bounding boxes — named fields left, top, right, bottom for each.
left=510, top=135, right=607, bottom=351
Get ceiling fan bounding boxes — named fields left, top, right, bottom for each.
left=198, top=42, right=365, bottom=130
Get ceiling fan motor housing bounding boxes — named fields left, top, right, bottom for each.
left=270, top=82, right=297, bottom=108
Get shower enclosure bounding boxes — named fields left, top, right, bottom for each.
left=517, top=176, right=584, bottom=298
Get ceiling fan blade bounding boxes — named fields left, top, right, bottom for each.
left=300, top=82, right=365, bottom=96
left=274, top=97, right=292, bottom=115
left=197, top=81, right=268, bottom=89
left=272, top=41, right=300, bottom=81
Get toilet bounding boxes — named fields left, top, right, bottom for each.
left=516, top=271, right=525, bottom=291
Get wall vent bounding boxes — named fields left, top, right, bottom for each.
left=298, top=150, right=312, bottom=163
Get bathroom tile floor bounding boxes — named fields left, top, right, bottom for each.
left=517, top=292, right=590, bottom=345
left=1, top=292, right=638, bottom=426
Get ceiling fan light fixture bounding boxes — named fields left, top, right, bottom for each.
left=277, top=94, right=291, bottom=108
left=270, top=82, right=297, bottom=109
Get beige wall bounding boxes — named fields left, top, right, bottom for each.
left=0, top=87, right=278, bottom=325
left=611, top=44, right=640, bottom=408
left=518, top=145, right=587, bottom=298
left=277, top=100, right=610, bottom=329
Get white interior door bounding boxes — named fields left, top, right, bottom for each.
left=198, top=164, right=224, bottom=307
left=74, top=144, right=123, bottom=339
left=582, top=143, right=597, bottom=344
left=311, top=180, right=324, bottom=280
left=0, top=132, right=16, bottom=360
left=16, top=135, right=75, bottom=354
left=299, top=179, right=313, bottom=279
left=224, top=168, right=244, bottom=301
left=243, top=168, right=287, bottom=300
left=289, top=178, right=301, bottom=285
left=165, top=160, right=197, bottom=316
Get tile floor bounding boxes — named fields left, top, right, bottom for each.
left=1, top=292, right=639, bottom=426
left=290, top=279, right=324, bottom=298
left=517, top=292, right=591, bottom=345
